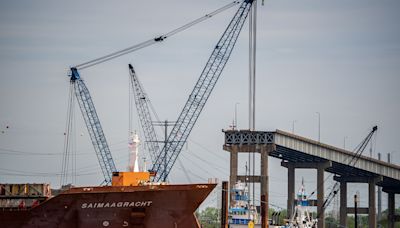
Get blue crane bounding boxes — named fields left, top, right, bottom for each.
left=151, top=0, right=255, bottom=182
left=128, top=64, right=160, bottom=164
left=69, top=68, right=117, bottom=185
left=65, top=1, right=246, bottom=184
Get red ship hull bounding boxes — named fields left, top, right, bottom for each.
left=1, top=183, right=216, bottom=228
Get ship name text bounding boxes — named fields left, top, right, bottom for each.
left=81, top=201, right=152, bottom=209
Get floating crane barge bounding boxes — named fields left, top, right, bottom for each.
left=1, top=0, right=256, bottom=227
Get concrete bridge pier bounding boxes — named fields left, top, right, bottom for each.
left=368, top=178, right=377, bottom=227
left=228, top=145, right=238, bottom=207
left=339, top=180, right=347, bottom=226
left=286, top=162, right=295, bottom=219
left=335, top=176, right=382, bottom=228
left=282, top=161, right=331, bottom=228
left=384, top=188, right=400, bottom=228
left=223, top=143, right=273, bottom=228
left=388, top=192, right=395, bottom=228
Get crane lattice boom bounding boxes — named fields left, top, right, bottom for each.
left=70, top=68, right=117, bottom=184
left=128, top=64, right=160, bottom=164
left=321, top=126, right=378, bottom=211
left=152, top=0, right=255, bottom=181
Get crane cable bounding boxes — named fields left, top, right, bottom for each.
left=74, top=1, right=241, bottom=70
left=61, top=81, right=76, bottom=186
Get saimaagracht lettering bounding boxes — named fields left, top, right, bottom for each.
left=81, top=201, right=152, bottom=209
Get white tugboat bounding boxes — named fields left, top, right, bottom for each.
left=228, top=181, right=260, bottom=227
left=228, top=179, right=317, bottom=228
left=288, top=179, right=318, bottom=228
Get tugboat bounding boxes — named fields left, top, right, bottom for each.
left=288, top=179, right=318, bottom=228
left=228, top=181, right=260, bottom=227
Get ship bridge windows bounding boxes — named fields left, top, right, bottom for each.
left=235, top=195, right=248, bottom=201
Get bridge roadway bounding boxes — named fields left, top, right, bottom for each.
left=223, top=129, right=400, bottom=228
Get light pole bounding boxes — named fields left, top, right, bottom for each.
left=343, top=136, right=347, bottom=150
left=235, top=102, right=240, bottom=130
left=292, top=120, right=297, bottom=134
left=316, top=112, right=320, bottom=143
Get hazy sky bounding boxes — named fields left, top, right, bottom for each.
left=1, top=0, right=399, bottom=210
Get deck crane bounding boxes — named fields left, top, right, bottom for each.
left=68, top=68, right=117, bottom=185
left=66, top=1, right=240, bottom=184
left=128, top=64, right=160, bottom=164
left=317, top=126, right=378, bottom=217
left=129, top=64, right=192, bottom=183
left=151, top=0, right=255, bottom=182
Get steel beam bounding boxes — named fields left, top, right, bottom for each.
left=281, top=161, right=331, bottom=169
left=383, top=188, right=400, bottom=194
left=333, top=175, right=383, bottom=183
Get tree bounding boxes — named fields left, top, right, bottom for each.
left=269, top=208, right=288, bottom=225
left=325, top=216, right=339, bottom=227
left=198, top=207, right=220, bottom=228
left=378, top=207, right=400, bottom=228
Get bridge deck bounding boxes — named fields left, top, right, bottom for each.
left=224, top=129, right=400, bottom=191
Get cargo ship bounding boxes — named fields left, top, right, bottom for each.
left=0, top=173, right=216, bottom=228
left=1, top=132, right=216, bottom=228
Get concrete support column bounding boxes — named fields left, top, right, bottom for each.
left=368, top=179, right=376, bottom=228
left=229, top=146, right=238, bottom=207
left=261, top=194, right=267, bottom=228
left=287, top=162, right=295, bottom=219
left=317, top=165, right=325, bottom=228
left=260, top=145, right=270, bottom=228
left=339, top=181, right=347, bottom=227
left=221, top=181, right=228, bottom=228
left=388, top=192, right=395, bottom=228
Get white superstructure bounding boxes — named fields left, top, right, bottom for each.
left=289, top=179, right=318, bottom=228
left=128, top=132, right=140, bottom=172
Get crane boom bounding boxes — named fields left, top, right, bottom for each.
left=70, top=68, right=117, bottom=184
left=320, top=126, right=378, bottom=211
left=128, top=64, right=160, bottom=164
left=152, top=0, right=255, bottom=181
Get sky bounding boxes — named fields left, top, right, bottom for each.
left=0, top=0, right=400, bottom=211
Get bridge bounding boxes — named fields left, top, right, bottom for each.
left=223, top=129, right=400, bottom=228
